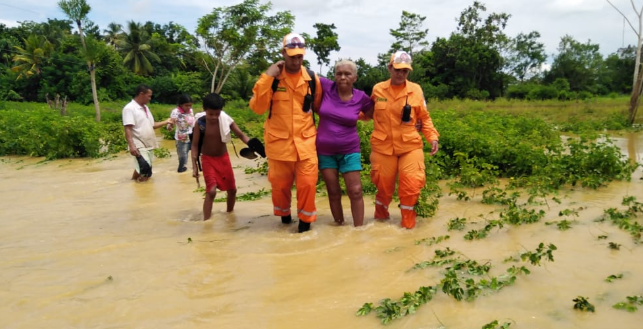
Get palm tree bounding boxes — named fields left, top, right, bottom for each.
left=116, top=21, right=161, bottom=76
left=11, top=35, right=54, bottom=79
left=58, top=0, right=101, bottom=122
left=103, top=22, right=122, bottom=49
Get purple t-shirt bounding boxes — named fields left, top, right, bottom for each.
left=316, top=77, right=373, bottom=155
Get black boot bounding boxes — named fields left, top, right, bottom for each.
left=281, top=215, right=292, bottom=224
left=298, top=221, right=310, bottom=233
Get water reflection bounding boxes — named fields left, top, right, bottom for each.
left=0, top=133, right=642, bottom=328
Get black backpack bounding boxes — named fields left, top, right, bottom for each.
left=269, top=68, right=317, bottom=123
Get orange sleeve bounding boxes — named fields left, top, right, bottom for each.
left=249, top=73, right=276, bottom=115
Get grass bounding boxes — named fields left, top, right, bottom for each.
left=426, top=96, right=641, bottom=128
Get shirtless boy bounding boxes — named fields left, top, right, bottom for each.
left=191, top=93, right=250, bottom=220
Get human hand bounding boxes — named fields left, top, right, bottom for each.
left=430, top=140, right=439, bottom=156
left=129, top=145, right=140, bottom=157
left=266, top=61, right=284, bottom=77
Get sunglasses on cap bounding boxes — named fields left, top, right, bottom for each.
left=393, top=55, right=412, bottom=64
left=284, top=42, right=305, bottom=49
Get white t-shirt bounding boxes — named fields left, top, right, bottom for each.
left=122, top=99, right=157, bottom=149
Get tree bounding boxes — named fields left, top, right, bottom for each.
left=116, top=21, right=161, bottom=76
left=103, top=22, right=122, bottom=49
left=545, top=35, right=603, bottom=93
left=506, top=31, right=546, bottom=81
left=11, top=34, right=54, bottom=79
left=302, top=23, right=340, bottom=74
left=428, top=1, right=509, bottom=99
left=196, top=0, right=294, bottom=93
left=58, top=0, right=101, bottom=122
left=389, top=11, right=430, bottom=56
left=606, top=0, right=643, bottom=124
left=603, top=46, right=636, bottom=94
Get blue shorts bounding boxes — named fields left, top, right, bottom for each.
left=318, top=153, right=362, bottom=173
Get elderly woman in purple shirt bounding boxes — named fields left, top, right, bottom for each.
left=316, top=60, right=374, bottom=226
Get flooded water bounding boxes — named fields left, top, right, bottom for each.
left=1, top=134, right=643, bottom=329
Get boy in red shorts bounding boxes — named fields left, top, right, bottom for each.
left=191, top=93, right=252, bottom=220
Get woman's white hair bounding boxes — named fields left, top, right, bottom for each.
left=334, top=59, right=357, bottom=75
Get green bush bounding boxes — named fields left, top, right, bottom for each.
left=0, top=108, right=125, bottom=159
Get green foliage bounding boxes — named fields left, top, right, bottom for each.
left=520, top=243, right=557, bottom=266
left=613, top=295, right=643, bottom=312
left=608, top=242, right=621, bottom=250
left=0, top=108, right=125, bottom=159
left=153, top=147, right=170, bottom=158
left=302, top=23, right=341, bottom=73
left=214, top=188, right=270, bottom=202
left=447, top=217, right=467, bottom=231
left=482, top=320, right=512, bottom=329
left=244, top=161, right=268, bottom=176
left=599, top=196, right=643, bottom=242
left=414, top=235, right=450, bottom=246
left=572, top=296, right=595, bottom=312
left=363, top=243, right=548, bottom=324
left=604, top=273, right=623, bottom=282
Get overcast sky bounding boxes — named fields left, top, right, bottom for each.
left=0, top=0, right=639, bottom=70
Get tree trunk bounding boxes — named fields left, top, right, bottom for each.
left=89, top=68, right=100, bottom=122
left=77, top=21, right=101, bottom=122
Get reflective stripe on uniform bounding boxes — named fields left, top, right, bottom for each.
left=274, top=206, right=291, bottom=213
left=375, top=199, right=389, bottom=209
left=399, top=204, right=415, bottom=211
left=297, top=208, right=317, bottom=217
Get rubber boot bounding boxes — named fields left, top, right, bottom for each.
left=298, top=221, right=310, bottom=233
left=281, top=215, right=292, bottom=224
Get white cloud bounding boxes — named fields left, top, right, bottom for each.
left=0, top=0, right=638, bottom=69
left=0, top=19, right=19, bottom=27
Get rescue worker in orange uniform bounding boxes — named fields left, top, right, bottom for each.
left=369, top=50, right=439, bottom=229
left=249, top=32, right=322, bottom=233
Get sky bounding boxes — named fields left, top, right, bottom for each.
left=0, top=0, right=639, bottom=71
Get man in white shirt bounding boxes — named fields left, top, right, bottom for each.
left=122, top=84, right=173, bottom=182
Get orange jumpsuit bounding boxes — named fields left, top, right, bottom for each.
left=249, top=68, right=322, bottom=223
left=370, top=79, right=439, bottom=229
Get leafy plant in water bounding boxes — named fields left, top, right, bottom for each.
left=482, top=320, right=512, bottom=329
left=447, top=217, right=467, bottom=231
left=363, top=243, right=552, bottom=324
left=481, top=186, right=520, bottom=205
left=599, top=196, right=643, bottom=242
left=605, top=273, right=623, bottom=282
left=520, top=243, right=557, bottom=266
left=244, top=161, right=268, bottom=175
left=153, top=147, right=171, bottom=158
left=545, top=219, right=573, bottom=231
left=613, top=295, right=643, bottom=312
left=608, top=242, right=621, bottom=250
left=415, top=179, right=442, bottom=218
left=499, top=202, right=545, bottom=225
left=214, top=188, right=270, bottom=202
left=415, top=235, right=450, bottom=246
left=573, top=296, right=595, bottom=312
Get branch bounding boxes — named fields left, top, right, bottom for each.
left=607, top=0, right=641, bottom=37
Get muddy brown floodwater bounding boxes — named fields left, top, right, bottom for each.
left=1, top=133, right=642, bottom=329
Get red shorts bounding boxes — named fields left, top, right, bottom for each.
left=201, top=153, right=236, bottom=192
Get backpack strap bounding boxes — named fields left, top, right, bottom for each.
left=196, top=116, right=206, bottom=172
left=268, top=68, right=317, bottom=123
left=268, top=78, right=280, bottom=119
